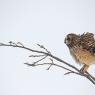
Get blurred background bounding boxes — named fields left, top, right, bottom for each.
left=0, top=0, right=95, bottom=95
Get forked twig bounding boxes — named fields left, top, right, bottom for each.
left=37, top=44, right=51, bottom=54
left=46, top=58, right=54, bottom=70
left=33, top=55, right=48, bottom=65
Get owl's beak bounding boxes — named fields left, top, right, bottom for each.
left=64, top=37, right=69, bottom=45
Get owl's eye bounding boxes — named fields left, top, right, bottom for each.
left=67, top=37, right=70, bottom=41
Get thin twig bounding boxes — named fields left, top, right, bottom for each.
left=29, top=54, right=45, bottom=57
left=64, top=71, right=74, bottom=75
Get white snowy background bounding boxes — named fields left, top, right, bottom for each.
left=0, top=0, right=95, bottom=95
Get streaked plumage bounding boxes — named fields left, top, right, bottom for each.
left=64, top=32, right=95, bottom=73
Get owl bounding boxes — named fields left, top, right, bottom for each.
left=64, top=32, right=95, bottom=73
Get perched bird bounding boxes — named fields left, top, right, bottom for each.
left=64, top=32, right=95, bottom=73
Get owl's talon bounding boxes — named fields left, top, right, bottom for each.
left=80, top=68, right=84, bottom=73
left=80, top=67, right=88, bottom=73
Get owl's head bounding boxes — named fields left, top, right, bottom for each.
left=64, top=33, right=80, bottom=48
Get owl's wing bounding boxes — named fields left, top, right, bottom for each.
left=80, top=32, right=95, bottom=55
left=86, top=45, right=95, bottom=55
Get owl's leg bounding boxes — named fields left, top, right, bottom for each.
left=80, top=64, right=89, bottom=73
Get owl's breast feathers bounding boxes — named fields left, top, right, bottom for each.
left=70, top=46, right=95, bottom=65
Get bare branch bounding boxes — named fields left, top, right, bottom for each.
left=0, top=42, right=95, bottom=85
left=86, top=72, right=95, bottom=81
